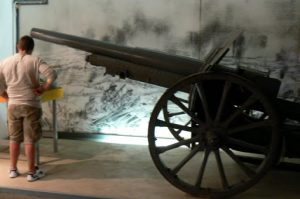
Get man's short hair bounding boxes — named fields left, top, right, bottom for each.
left=17, top=35, right=34, bottom=53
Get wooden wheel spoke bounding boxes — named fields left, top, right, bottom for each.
left=222, top=146, right=256, bottom=177
left=155, top=119, right=193, bottom=132
left=195, top=83, right=212, bottom=124
left=176, top=96, right=189, bottom=104
left=171, top=120, right=192, bottom=141
left=222, top=95, right=258, bottom=127
left=172, top=145, right=202, bottom=174
left=215, top=81, right=231, bottom=123
left=214, top=149, right=229, bottom=189
left=228, top=138, right=267, bottom=154
left=168, top=111, right=186, bottom=117
left=173, top=120, right=191, bottom=135
left=195, top=149, right=211, bottom=187
left=228, top=120, right=272, bottom=135
left=156, top=136, right=200, bottom=154
left=162, top=107, right=191, bottom=140
left=169, top=95, right=204, bottom=125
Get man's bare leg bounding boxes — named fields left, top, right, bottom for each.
left=10, top=141, right=20, bottom=170
left=25, top=142, right=45, bottom=182
left=24, top=143, right=35, bottom=173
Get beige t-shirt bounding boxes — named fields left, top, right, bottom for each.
left=0, top=53, right=57, bottom=108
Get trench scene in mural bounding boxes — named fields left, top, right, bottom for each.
left=18, top=0, right=300, bottom=136
left=38, top=46, right=165, bottom=135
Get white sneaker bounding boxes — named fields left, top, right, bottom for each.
left=27, top=167, right=45, bottom=182
left=9, top=169, right=19, bottom=178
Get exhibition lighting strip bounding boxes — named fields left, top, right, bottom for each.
left=97, top=134, right=178, bottom=146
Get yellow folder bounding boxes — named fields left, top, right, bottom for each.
left=0, top=87, right=64, bottom=103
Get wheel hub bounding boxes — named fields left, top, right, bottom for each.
left=201, top=126, right=225, bottom=148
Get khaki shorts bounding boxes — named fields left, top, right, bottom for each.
left=8, top=105, right=42, bottom=144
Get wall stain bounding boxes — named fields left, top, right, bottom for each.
left=101, top=11, right=170, bottom=45
left=232, top=33, right=245, bottom=61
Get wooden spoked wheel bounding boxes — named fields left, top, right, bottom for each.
left=148, top=72, right=281, bottom=198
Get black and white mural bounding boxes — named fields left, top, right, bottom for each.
left=18, top=0, right=300, bottom=136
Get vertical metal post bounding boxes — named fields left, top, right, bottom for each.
left=14, top=0, right=49, bottom=51
left=15, top=3, right=19, bottom=52
left=53, top=100, right=58, bottom=152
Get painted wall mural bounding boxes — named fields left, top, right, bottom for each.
left=18, top=0, right=300, bottom=136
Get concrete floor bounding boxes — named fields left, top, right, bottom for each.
left=0, top=137, right=300, bottom=199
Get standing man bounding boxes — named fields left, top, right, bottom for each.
left=0, top=35, right=57, bottom=182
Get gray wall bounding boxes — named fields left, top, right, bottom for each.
left=20, top=0, right=300, bottom=61
left=0, top=0, right=14, bottom=139
left=16, top=0, right=300, bottom=136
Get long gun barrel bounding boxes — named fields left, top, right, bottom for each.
left=30, top=28, right=281, bottom=97
left=31, top=28, right=202, bottom=87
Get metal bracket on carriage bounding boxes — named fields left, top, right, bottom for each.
left=200, top=30, right=244, bottom=73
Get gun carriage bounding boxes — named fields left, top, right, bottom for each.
left=31, top=28, right=300, bottom=198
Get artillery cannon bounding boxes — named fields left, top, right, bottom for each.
left=31, top=28, right=300, bottom=198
